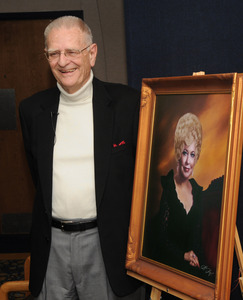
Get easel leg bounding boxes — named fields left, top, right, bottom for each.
left=235, top=227, right=243, bottom=296
left=150, top=287, right=162, bottom=300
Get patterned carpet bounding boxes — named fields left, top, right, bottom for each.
left=0, top=259, right=27, bottom=300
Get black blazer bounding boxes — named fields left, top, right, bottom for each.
left=19, top=77, right=141, bottom=297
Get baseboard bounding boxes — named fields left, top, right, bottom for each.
left=0, top=234, right=30, bottom=253
left=0, top=252, right=30, bottom=260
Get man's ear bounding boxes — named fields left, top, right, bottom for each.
left=89, top=43, right=98, bottom=67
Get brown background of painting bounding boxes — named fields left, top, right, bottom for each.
left=145, top=93, right=231, bottom=219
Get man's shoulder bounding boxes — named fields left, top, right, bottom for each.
left=93, top=77, right=140, bottom=98
left=20, top=87, right=59, bottom=108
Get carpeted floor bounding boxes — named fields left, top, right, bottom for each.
left=0, top=257, right=241, bottom=299
left=0, top=259, right=27, bottom=300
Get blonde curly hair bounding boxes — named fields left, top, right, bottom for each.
left=174, top=113, right=202, bottom=162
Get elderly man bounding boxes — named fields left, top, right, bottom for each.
left=19, top=16, right=144, bottom=300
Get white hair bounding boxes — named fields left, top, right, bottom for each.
left=44, top=15, right=93, bottom=48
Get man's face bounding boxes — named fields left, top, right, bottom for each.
left=46, top=26, right=97, bottom=94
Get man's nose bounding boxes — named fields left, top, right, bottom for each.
left=58, top=52, right=70, bottom=65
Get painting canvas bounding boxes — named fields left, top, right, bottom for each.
left=142, top=92, right=230, bottom=283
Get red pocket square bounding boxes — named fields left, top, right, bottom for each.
left=113, top=140, right=125, bottom=148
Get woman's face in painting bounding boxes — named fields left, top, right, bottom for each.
left=178, top=142, right=196, bottom=180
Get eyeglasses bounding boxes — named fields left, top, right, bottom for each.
left=44, top=45, right=91, bottom=61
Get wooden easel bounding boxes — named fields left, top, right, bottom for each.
left=235, top=227, right=243, bottom=298
left=149, top=227, right=243, bottom=299
left=149, top=286, right=193, bottom=300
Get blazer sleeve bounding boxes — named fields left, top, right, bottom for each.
left=19, top=101, right=38, bottom=187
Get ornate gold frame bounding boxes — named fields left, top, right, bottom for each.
left=126, top=73, right=243, bottom=299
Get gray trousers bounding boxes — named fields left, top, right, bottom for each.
left=35, top=226, right=145, bottom=300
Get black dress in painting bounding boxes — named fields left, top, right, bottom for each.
left=144, top=169, right=215, bottom=282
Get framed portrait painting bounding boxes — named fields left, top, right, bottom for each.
left=126, top=73, right=243, bottom=299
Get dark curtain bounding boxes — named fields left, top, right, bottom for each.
left=124, top=0, right=243, bottom=91
left=124, top=1, right=243, bottom=299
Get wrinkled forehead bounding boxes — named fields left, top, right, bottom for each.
left=46, top=26, right=85, bottom=49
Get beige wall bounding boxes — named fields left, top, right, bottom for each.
left=0, top=0, right=128, bottom=84
left=82, top=0, right=128, bottom=84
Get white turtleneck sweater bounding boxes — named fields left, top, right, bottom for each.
left=52, top=72, right=97, bottom=220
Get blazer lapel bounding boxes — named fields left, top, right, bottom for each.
left=37, top=88, right=60, bottom=217
left=93, top=78, right=113, bottom=208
